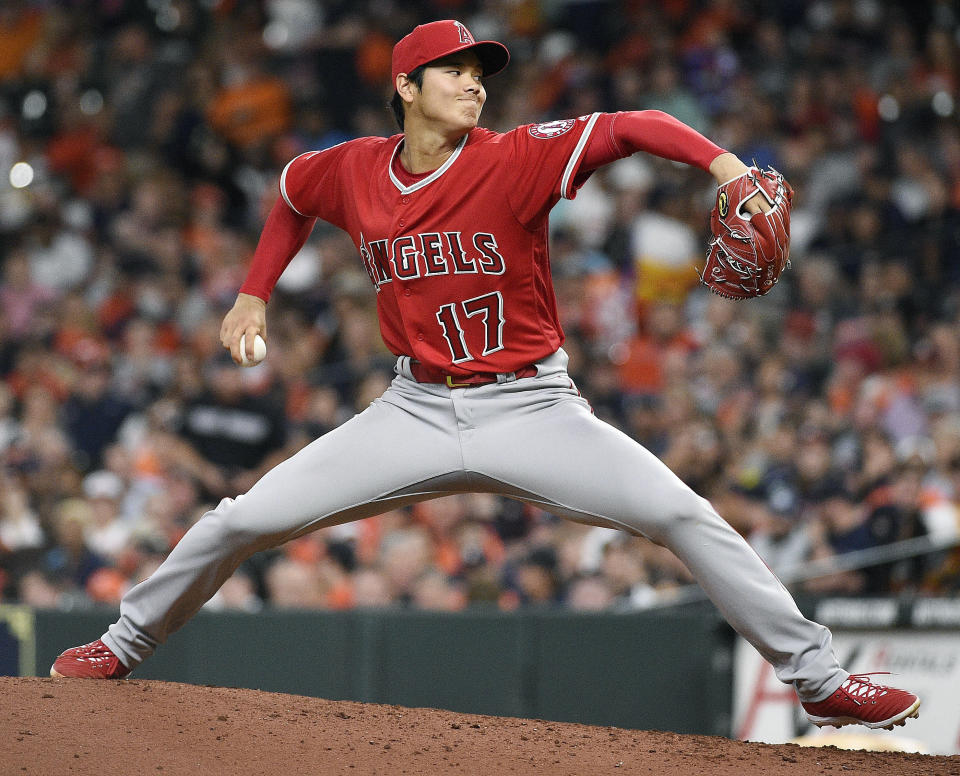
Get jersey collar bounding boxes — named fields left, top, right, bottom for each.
left=389, top=133, right=469, bottom=195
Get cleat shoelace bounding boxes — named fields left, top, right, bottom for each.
left=838, top=673, right=891, bottom=706
left=70, top=642, right=116, bottom=665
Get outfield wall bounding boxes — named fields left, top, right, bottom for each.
left=0, top=604, right=733, bottom=735
left=4, top=597, right=956, bottom=750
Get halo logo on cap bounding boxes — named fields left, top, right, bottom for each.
left=455, top=21, right=473, bottom=44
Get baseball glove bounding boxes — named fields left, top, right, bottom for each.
left=699, top=166, right=793, bottom=299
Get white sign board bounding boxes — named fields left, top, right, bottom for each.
left=732, top=631, right=960, bottom=755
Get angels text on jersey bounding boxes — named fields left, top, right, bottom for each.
left=358, top=230, right=506, bottom=292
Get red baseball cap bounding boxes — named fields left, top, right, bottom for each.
left=391, top=20, right=510, bottom=85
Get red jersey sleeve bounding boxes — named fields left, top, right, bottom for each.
left=580, top=110, right=726, bottom=172
left=238, top=197, right=315, bottom=302
left=279, top=141, right=354, bottom=228
left=505, top=113, right=603, bottom=228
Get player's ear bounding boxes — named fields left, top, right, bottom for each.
left=396, top=73, right=417, bottom=104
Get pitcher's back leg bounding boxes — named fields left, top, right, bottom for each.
left=465, top=379, right=846, bottom=702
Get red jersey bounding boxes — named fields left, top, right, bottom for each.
left=279, top=114, right=602, bottom=376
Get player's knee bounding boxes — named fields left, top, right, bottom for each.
left=198, top=496, right=273, bottom=549
left=647, top=492, right=720, bottom=542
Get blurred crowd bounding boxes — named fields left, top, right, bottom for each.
left=1, top=0, right=960, bottom=615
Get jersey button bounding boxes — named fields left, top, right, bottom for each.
left=398, top=218, right=405, bottom=226
left=401, top=197, right=409, bottom=204
left=417, top=332, right=424, bottom=341
left=403, top=288, right=412, bottom=297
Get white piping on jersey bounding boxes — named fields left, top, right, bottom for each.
left=388, top=134, right=469, bottom=195
left=560, top=112, right=601, bottom=200
left=279, top=150, right=323, bottom=216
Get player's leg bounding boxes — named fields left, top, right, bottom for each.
left=58, top=378, right=465, bottom=674
left=462, top=361, right=845, bottom=703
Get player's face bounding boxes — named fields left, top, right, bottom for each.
left=415, top=51, right=486, bottom=132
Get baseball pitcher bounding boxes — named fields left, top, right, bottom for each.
left=52, top=20, right=919, bottom=732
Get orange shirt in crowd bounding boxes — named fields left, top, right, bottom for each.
left=0, top=8, right=43, bottom=81
left=207, top=76, right=292, bottom=148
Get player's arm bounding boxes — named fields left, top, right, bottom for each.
left=220, top=197, right=316, bottom=364
left=582, top=110, right=768, bottom=214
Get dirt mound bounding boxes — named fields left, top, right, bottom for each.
left=2, top=677, right=956, bottom=775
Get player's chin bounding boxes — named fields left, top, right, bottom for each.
left=456, top=104, right=481, bottom=127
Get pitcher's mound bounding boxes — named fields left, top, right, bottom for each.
left=1, top=677, right=952, bottom=775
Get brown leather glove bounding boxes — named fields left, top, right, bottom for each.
left=699, top=166, right=793, bottom=299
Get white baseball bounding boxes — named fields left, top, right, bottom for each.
left=239, top=333, right=267, bottom=366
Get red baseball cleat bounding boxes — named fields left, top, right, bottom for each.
left=50, top=639, right=131, bottom=679
left=802, top=673, right=920, bottom=730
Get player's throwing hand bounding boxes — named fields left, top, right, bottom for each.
left=220, top=292, right=267, bottom=366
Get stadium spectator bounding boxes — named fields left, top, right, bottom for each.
left=0, top=1, right=958, bottom=613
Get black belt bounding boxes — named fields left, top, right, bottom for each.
left=409, top=361, right=537, bottom=387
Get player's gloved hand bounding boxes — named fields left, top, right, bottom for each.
left=708, top=153, right=770, bottom=214
left=699, top=155, right=793, bottom=299
left=220, top=292, right=268, bottom=365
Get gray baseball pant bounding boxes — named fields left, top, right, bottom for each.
left=103, top=349, right=847, bottom=702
